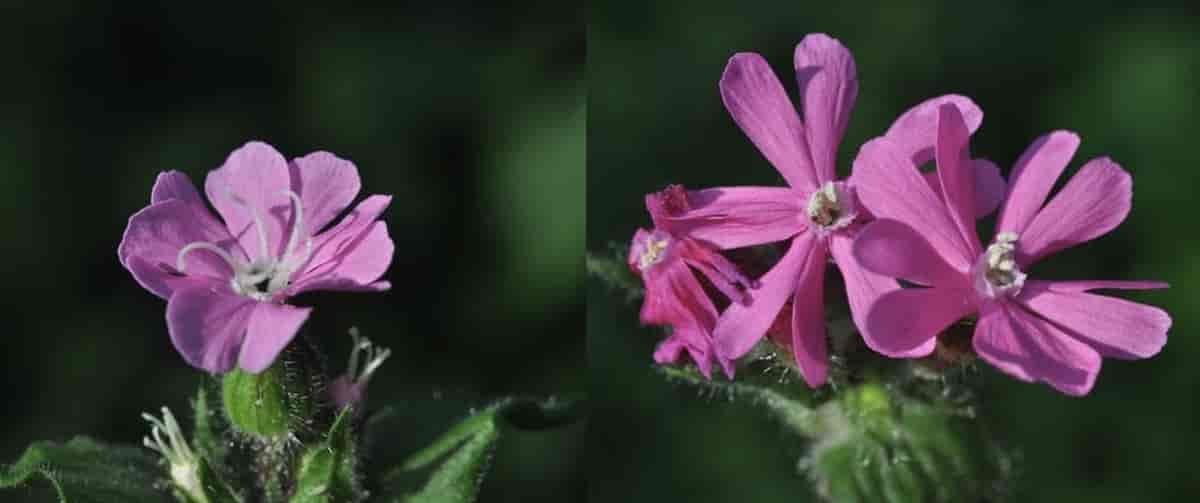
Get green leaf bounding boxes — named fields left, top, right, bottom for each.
left=0, top=436, right=172, bottom=503
left=381, top=395, right=585, bottom=503
left=290, top=409, right=362, bottom=503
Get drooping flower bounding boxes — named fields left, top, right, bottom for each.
left=852, top=103, right=1171, bottom=395
left=119, top=141, right=393, bottom=374
left=629, top=185, right=754, bottom=378
left=662, top=33, right=1003, bottom=387
left=330, top=327, right=391, bottom=410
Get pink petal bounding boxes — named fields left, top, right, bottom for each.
left=119, top=199, right=240, bottom=289
left=659, top=186, right=804, bottom=249
left=829, top=231, right=898, bottom=337
left=996, top=131, right=1080, bottom=235
left=166, top=284, right=257, bottom=373
left=204, top=141, right=294, bottom=260
left=291, top=195, right=391, bottom=286
left=720, top=53, right=817, bottom=191
left=850, top=137, right=974, bottom=269
left=789, top=257, right=829, bottom=388
left=864, top=286, right=974, bottom=357
left=970, top=159, right=1005, bottom=217
left=884, top=94, right=983, bottom=166
left=793, top=33, right=858, bottom=183
left=922, top=159, right=1006, bottom=219
left=656, top=327, right=715, bottom=379
left=152, top=170, right=207, bottom=206
left=1017, top=157, right=1131, bottom=265
left=238, top=303, right=313, bottom=373
left=714, top=234, right=821, bottom=359
left=972, top=302, right=1101, bottom=396
left=934, top=104, right=981, bottom=255
left=288, top=151, right=362, bottom=237
left=1018, top=280, right=1170, bottom=359
left=126, top=256, right=224, bottom=300
left=852, top=219, right=966, bottom=288
left=290, top=221, right=393, bottom=294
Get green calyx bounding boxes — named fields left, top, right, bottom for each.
left=221, top=365, right=294, bottom=440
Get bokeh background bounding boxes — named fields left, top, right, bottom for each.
left=590, top=1, right=1196, bottom=501
left=0, top=3, right=584, bottom=501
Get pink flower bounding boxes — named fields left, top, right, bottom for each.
left=628, top=185, right=754, bottom=378
left=119, top=141, right=394, bottom=374
left=852, top=104, right=1171, bottom=395
left=670, top=34, right=1002, bottom=387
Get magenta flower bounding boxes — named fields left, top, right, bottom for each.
left=628, top=185, right=754, bottom=378
left=665, top=34, right=1002, bottom=387
left=119, top=142, right=394, bottom=374
left=852, top=104, right=1171, bottom=395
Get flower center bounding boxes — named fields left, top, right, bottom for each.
left=805, top=181, right=856, bottom=233
left=972, top=232, right=1026, bottom=298
left=176, top=190, right=313, bottom=302
left=636, top=233, right=671, bottom=271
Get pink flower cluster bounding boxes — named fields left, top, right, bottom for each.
left=628, top=34, right=1171, bottom=395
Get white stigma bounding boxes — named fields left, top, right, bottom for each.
left=637, top=235, right=671, bottom=271
left=175, top=188, right=313, bottom=302
left=345, top=327, right=391, bottom=385
left=806, top=181, right=856, bottom=233
left=974, top=232, right=1027, bottom=298
left=142, top=407, right=208, bottom=503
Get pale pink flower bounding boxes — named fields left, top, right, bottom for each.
left=853, top=104, right=1170, bottom=395
left=119, top=141, right=393, bottom=373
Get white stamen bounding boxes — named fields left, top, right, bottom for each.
left=176, top=242, right=241, bottom=273
left=280, top=190, right=305, bottom=262
left=637, top=235, right=670, bottom=271
left=174, top=188, right=311, bottom=302
left=226, top=187, right=270, bottom=260
left=805, top=181, right=857, bottom=233
left=973, top=233, right=1027, bottom=298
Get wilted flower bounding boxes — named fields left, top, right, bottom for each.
left=853, top=104, right=1171, bottom=395
left=119, top=142, right=393, bottom=373
left=330, top=327, right=391, bottom=410
left=142, top=407, right=206, bottom=503
left=628, top=185, right=754, bottom=378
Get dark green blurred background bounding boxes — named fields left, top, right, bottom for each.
left=0, top=2, right=584, bottom=501
left=591, top=1, right=1196, bottom=501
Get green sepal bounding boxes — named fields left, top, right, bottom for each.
left=808, top=383, right=1010, bottom=503
left=0, top=436, right=171, bottom=502
left=222, top=366, right=292, bottom=439
left=290, top=408, right=362, bottom=503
